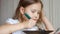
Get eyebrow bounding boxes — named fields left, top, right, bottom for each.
left=32, top=8, right=40, bottom=11
left=32, top=9, right=41, bottom=12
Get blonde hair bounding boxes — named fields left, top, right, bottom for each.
left=13, top=0, right=43, bottom=28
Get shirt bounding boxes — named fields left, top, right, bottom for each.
left=6, top=18, right=39, bottom=34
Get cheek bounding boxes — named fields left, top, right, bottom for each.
left=28, top=12, right=33, bottom=18
left=37, top=14, right=39, bottom=19
left=36, top=13, right=40, bottom=18
left=26, top=11, right=33, bottom=18
left=38, top=15, right=39, bottom=19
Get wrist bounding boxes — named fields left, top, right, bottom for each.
left=21, top=22, right=28, bottom=29
left=19, top=23, right=26, bottom=29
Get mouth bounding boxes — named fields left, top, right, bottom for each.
left=32, top=19, right=37, bottom=21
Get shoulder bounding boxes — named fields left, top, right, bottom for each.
left=6, top=18, right=19, bottom=24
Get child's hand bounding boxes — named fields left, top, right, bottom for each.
left=23, top=19, right=37, bottom=29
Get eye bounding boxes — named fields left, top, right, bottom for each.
left=32, top=10, right=36, bottom=13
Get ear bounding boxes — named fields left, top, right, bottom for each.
left=19, top=7, right=25, bottom=15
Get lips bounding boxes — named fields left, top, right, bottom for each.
left=32, top=19, right=37, bottom=21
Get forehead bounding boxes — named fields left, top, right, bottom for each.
left=25, top=3, right=41, bottom=11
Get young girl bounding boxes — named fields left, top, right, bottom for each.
left=0, top=0, right=55, bottom=34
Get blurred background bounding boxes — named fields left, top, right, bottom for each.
left=0, top=0, right=60, bottom=30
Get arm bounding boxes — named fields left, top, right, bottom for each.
left=0, top=19, right=36, bottom=34
left=42, top=16, right=54, bottom=30
left=42, top=16, right=55, bottom=34
left=0, top=23, right=25, bottom=34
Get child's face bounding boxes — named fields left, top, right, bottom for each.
left=21, top=3, right=41, bottom=21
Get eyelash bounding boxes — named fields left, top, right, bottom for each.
left=32, top=11, right=35, bottom=13
left=32, top=11, right=40, bottom=14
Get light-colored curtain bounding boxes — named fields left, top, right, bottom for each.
left=42, top=0, right=60, bottom=29
left=0, top=0, right=19, bottom=25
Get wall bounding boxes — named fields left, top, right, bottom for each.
left=0, top=0, right=19, bottom=25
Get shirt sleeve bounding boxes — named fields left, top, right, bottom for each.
left=6, top=18, right=19, bottom=24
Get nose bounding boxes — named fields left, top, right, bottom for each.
left=34, top=13, right=38, bottom=19
left=35, top=15, right=37, bottom=18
